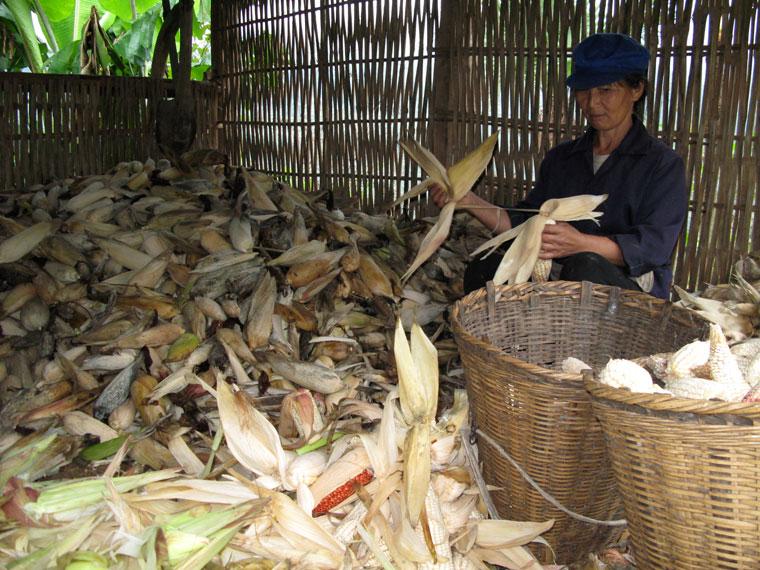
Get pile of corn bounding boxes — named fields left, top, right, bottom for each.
left=672, top=255, right=760, bottom=341
left=0, top=153, right=554, bottom=569
left=591, top=323, right=760, bottom=401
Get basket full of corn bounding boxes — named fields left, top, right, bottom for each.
left=450, top=280, right=709, bottom=564
left=584, top=321, right=760, bottom=569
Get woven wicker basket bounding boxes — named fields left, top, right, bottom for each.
left=450, top=281, right=708, bottom=564
left=586, top=375, right=760, bottom=569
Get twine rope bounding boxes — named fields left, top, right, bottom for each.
left=476, top=428, right=628, bottom=527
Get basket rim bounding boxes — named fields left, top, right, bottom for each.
left=450, top=281, right=708, bottom=388
left=584, top=374, right=760, bottom=419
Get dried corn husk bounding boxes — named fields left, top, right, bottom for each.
left=473, top=194, right=608, bottom=286
left=395, top=133, right=499, bottom=280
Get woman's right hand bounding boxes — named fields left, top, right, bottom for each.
left=430, top=184, right=449, bottom=209
left=430, top=184, right=474, bottom=209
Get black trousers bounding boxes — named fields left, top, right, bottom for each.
left=463, top=251, right=643, bottom=295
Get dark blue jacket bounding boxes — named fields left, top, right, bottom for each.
left=510, top=116, right=687, bottom=299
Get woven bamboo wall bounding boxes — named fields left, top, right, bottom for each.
left=213, top=1, right=759, bottom=289
left=211, top=0, right=440, bottom=214
left=0, top=73, right=219, bottom=191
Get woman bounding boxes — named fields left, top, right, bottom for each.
left=433, top=33, right=686, bottom=299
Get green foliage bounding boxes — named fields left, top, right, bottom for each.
left=5, top=0, right=44, bottom=72
left=44, top=39, right=80, bottom=73
left=2, top=0, right=212, bottom=77
left=47, top=0, right=101, bottom=46
left=110, top=6, right=162, bottom=74
left=0, top=11, right=31, bottom=71
left=36, top=0, right=73, bottom=23
left=99, top=0, right=156, bottom=22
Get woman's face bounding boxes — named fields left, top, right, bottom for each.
left=574, top=81, right=644, bottom=133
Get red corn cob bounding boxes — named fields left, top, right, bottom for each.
left=311, top=468, right=374, bottom=517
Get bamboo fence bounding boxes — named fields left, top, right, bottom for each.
left=0, top=73, right=219, bottom=190
left=212, top=0, right=760, bottom=290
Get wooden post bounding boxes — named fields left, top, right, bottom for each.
left=430, top=0, right=458, bottom=163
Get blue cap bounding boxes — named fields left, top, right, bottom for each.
left=566, top=33, right=649, bottom=90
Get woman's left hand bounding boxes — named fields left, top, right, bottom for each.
left=539, top=222, right=584, bottom=259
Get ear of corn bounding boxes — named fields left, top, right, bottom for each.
left=166, top=333, right=201, bottom=362
left=292, top=208, right=310, bottom=245
left=599, top=359, right=656, bottom=393
left=107, top=399, right=136, bottom=431
left=474, top=519, right=554, bottom=550
left=137, top=479, right=260, bottom=504
left=493, top=216, right=547, bottom=286
left=7, top=516, right=99, bottom=568
left=403, top=422, right=432, bottom=526
left=110, top=323, right=185, bottom=349
left=294, top=267, right=343, bottom=303
left=709, top=324, right=746, bottom=385
left=130, top=374, right=168, bottom=425
left=216, top=327, right=258, bottom=364
left=76, top=320, right=133, bottom=346
left=162, top=504, right=252, bottom=566
left=62, top=411, right=118, bottom=441
left=1, top=283, right=38, bottom=317
left=664, top=377, right=731, bottom=400
left=278, top=388, right=324, bottom=442
left=422, top=485, right=453, bottom=567
left=311, top=467, right=374, bottom=516
left=262, top=353, right=346, bottom=394
left=245, top=270, right=277, bottom=349
left=242, top=169, right=279, bottom=212
left=128, top=257, right=168, bottom=288
left=396, top=505, right=434, bottom=564
left=0, top=431, right=60, bottom=488
left=0, top=219, right=59, bottom=264
left=24, top=469, right=178, bottom=519
left=474, top=194, right=607, bottom=287
left=216, top=379, right=291, bottom=483
left=93, top=238, right=153, bottom=270
left=268, top=240, right=327, bottom=267
left=394, top=319, right=427, bottom=424
left=174, top=524, right=243, bottom=570
left=439, top=492, right=478, bottom=536
left=560, top=357, right=592, bottom=375
left=411, top=323, right=439, bottom=422
left=673, top=285, right=754, bottom=340
left=286, top=249, right=346, bottom=288
left=530, top=258, right=552, bottom=283
left=744, top=352, right=760, bottom=387
left=358, top=252, right=396, bottom=298
left=270, top=492, right=344, bottom=558
left=666, top=340, right=710, bottom=380
left=309, top=446, right=371, bottom=508
left=200, top=228, right=233, bottom=254
left=229, top=216, right=254, bottom=252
